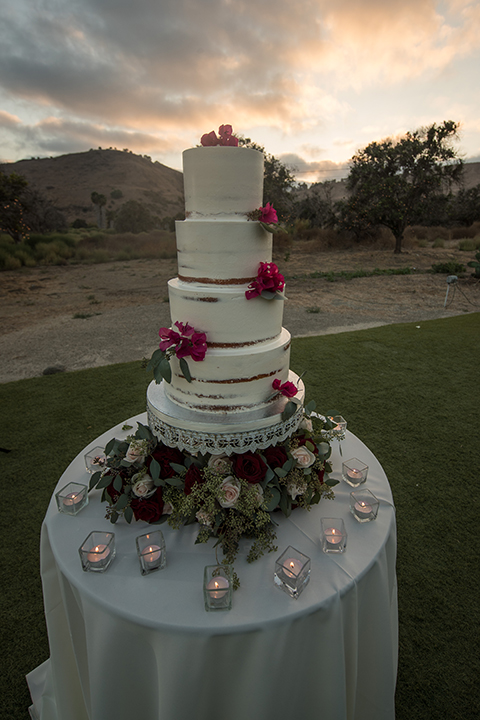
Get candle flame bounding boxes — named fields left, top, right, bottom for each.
left=94, top=546, right=100, bottom=552
left=148, top=546, right=153, bottom=553
left=332, top=529, right=336, bottom=535
left=289, top=561, right=295, bottom=569
left=214, top=581, right=219, bottom=589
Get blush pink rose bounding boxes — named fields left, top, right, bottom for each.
left=218, top=476, right=241, bottom=508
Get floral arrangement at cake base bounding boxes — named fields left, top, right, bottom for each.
left=89, top=404, right=340, bottom=585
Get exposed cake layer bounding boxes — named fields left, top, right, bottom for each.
left=168, top=277, right=284, bottom=346
left=163, top=329, right=293, bottom=413
left=183, top=146, right=264, bottom=216
left=176, top=219, right=272, bottom=283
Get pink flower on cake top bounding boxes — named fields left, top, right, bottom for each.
left=246, top=262, right=285, bottom=300
left=200, top=124, right=239, bottom=147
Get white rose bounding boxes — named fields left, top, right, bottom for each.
left=218, top=476, right=241, bottom=508
left=291, top=446, right=316, bottom=468
left=126, top=439, right=148, bottom=464
left=207, top=453, right=232, bottom=475
left=299, top=417, right=313, bottom=432
left=196, top=509, right=213, bottom=526
left=132, top=474, right=155, bottom=498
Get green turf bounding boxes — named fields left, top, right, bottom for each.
left=1, top=314, right=479, bottom=719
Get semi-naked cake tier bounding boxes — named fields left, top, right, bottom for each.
left=147, top=145, right=304, bottom=454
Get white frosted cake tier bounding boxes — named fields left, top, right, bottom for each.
left=163, top=328, right=292, bottom=412
left=183, top=146, right=264, bottom=216
left=168, top=277, right=284, bottom=347
left=147, top=373, right=305, bottom=455
left=176, top=219, right=272, bottom=283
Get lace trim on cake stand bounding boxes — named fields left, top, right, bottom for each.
left=147, top=405, right=304, bottom=456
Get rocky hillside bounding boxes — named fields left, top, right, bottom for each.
left=0, top=149, right=184, bottom=226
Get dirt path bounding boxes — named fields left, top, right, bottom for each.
left=1, top=244, right=478, bottom=383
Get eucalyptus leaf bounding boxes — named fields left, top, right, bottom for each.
left=170, top=462, right=186, bottom=475
left=115, top=493, right=130, bottom=511
left=97, top=473, right=113, bottom=490
left=305, top=440, right=316, bottom=452
left=180, top=357, right=192, bottom=383
left=136, top=423, right=152, bottom=440
left=154, top=477, right=166, bottom=487
left=113, top=474, right=123, bottom=492
left=153, top=364, right=164, bottom=384
left=283, top=457, right=295, bottom=473
left=124, top=506, right=133, bottom=524
left=160, top=357, right=172, bottom=384
left=260, top=290, right=276, bottom=300
left=165, top=476, right=184, bottom=487
left=146, top=348, right=164, bottom=372
left=105, top=438, right=116, bottom=456
left=264, top=466, right=275, bottom=484
left=325, top=478, right=340, bottom=487
left=265, top=487, right=281, bottom=511
left=149, top=458, right=160, bottom=480
left=281, top=401, right=297, bottom=421
left=110, top=510, right=119, bottom=524
left=305, top=399, right=316, bottom=415
left=316, top=442, right=331, bottom=457
left=274, top=466, right=288, bottom=478
left=89, top=471, right=101, bottom=490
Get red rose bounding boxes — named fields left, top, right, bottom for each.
left=131, top=488, right=164, bottom=523
left=263, top=445, right=288, bottom=469
left=232, top=452, right=267, bottom=484
left=184, top=465, right=203, bottom=495
left=149, top=445, right=184, bottom=478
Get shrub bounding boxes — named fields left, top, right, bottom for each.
left=458, top=238, right=480, bottom=251
left=431, top=261, right=466, bottom=274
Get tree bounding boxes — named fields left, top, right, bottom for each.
left=0, top=172, right=29, bottom=242
left=340, top=121, right=463, bottom=253
left=238, top=138, right=295, bottom=220
left=114, top=200, right=154, bottom=233
left=91, top=191, right=107, bottom=228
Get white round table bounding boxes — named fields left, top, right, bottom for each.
left=28, top=414, right=397, bottom=720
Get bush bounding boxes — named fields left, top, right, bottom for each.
left=458, top=238, right=480, bottom=251
left=431, top=261, right=466, bottom=274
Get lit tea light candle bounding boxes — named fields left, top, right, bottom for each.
left=354, top=500, right=372, bottom=516
left=347, top=468, right=363, bottom=482
left=141, top=544, right=161, bottom=564
left=87, top=544, right=110, bottom=564
left=283, top=557, right=304, bottom=579
left=326, top=528, right=343, bottom=545
left=62, top=492, right=83, bottom=507
left=206, top=576, right=229, bottom=599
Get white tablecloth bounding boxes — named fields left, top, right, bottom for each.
left=28, top=414, right=397, bottom=720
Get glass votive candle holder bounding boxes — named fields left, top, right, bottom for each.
left=204, top=565, right=233, bottom=612
left=55, top=482, right=89, bottom=516
left=136, top=530, right=166, bottom=575
left=350, top=489, right=380, bottom=523
left=79, top=531, right=116, bottom=572
left=342, top=458, right=368, bottom=487
left=274, top=546, right=311, bottom=599
left=321, top=518, right=347, bottom=553
left=329, top=415, right=347, bottom=437
left=84, top=446, right=107, bottom=474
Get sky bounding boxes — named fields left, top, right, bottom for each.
left=1, top=0, right=479, bottom=183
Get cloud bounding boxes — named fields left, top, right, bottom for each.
left=279, top=153, right=350, bottom=182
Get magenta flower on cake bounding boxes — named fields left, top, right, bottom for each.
left=158, top=321, right=207, bottom=362
left=200, top=125, right=239, bottom=147
left=272, top=378, right=298, bottom=398
left=259, top=203, right=278, bottom=224
left=246, top=262, right=285, bottom=300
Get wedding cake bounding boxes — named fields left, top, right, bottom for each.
left=147, top=134, right=305, bottom=455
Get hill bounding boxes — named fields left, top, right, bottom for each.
left=0, top=149, right=184, bottom=227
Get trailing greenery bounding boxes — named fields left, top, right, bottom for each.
left=1, top=315, right=479, bottom=719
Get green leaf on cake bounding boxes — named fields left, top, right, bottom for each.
left=146, top=348, right=164, bottom=372
left=159, top=358, right=172, bottom=384
left=179, top=357, right=192, bottom=383
left=281, top=401, right=297, bottom=421
left=115, top=493, right=130, bottom=511
left=136, top=422, right=153, bottom=440
left=265, top=486, right=281, bottom=511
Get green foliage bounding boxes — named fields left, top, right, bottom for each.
left=339, top=120, right=463, bottom=253
left=431, top=261, right=466, bottom=274
left=467, top=250, right=480, bottom=278
left=114, top=199, right=155, bottom=233
left=239, top=137, right=295, bottom=220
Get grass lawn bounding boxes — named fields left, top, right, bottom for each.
left=1, top=313, right=479, bottom=720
